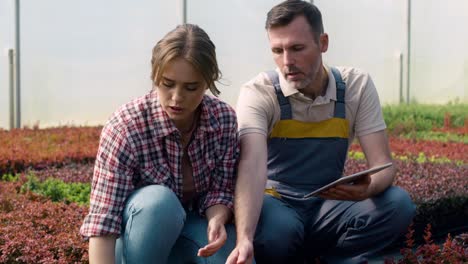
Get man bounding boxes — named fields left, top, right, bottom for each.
left=226, top=1, right=415, bottom=263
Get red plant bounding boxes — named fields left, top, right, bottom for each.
left=0, top=127, right=101, bottom=175
left=444, top=112, right=452, bottom=129
left=344, top=159, right=468, bottom=203
left=386, top=224, right=467, bottom=263
left=26, top=162, right=94, bottom=183
left=399, top=223, right=418, bottom=263
left=0, top=182, right=89, bottom=263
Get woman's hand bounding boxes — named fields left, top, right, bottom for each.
left=198, top=217, right=227, bottom=257
left=198, top=204, right=232, bottom=257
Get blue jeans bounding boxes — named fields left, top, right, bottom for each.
left=115, top=185, right=236, bottom=264
left=254, top=186, right=416, bottom=264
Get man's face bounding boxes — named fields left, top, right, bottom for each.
left=267, top=15, right=328, bottom=91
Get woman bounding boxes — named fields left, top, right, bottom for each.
left=80, top=24, right=239, bottom=264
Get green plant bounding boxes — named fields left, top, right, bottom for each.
left=0, top=173, right=19, bottom=182
left=20, top=175, right=90, bottom=206
left=348, top=151, right=365, bottom=160
left=383, top=103, right=468, bottom=135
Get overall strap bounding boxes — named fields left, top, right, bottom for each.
left=331, top=67, right=346, bottom=118
left=266, top=70, right=292, bottom=120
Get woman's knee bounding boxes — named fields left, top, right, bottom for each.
left=118, top=185, right=186, bottom=262
left=124, top=184, right=186, bottom=224
left=121, top=185, right=186, bottom=243
left=168, top=217, right=237, bottom=264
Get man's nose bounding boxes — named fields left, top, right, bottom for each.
left=283, top=51, right=295, bottom=66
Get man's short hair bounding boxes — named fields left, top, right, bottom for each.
left=266, top=0, right=324, bottom=42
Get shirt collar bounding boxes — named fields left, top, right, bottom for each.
left=150, top=90, right=219, bottom=139
left=276, top=65, right=337, bottom=104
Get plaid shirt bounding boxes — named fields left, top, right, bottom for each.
left=80, top=90, right=239, bottom=237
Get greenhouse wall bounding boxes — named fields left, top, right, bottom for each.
left=0, top=0, right=466, bottom=129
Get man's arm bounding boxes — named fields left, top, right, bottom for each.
left=359, top=130, right=396, bottom=196
left=319, top=130, right=395, bottom=200
left=226, top=133, right=268, bottom=264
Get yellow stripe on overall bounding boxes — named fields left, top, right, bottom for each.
left=270, top=118, right=349, bottom=139
left=264, top=68, right=349, bottom=199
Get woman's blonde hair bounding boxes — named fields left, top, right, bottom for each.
left=151, top=24, right=221, bottom=96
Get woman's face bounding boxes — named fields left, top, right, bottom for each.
left=156, top=57, right=207, bottom=131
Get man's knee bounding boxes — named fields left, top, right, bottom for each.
left=255, top=223, right=302, bottom=247
left=381, top=186, right=416, bottom=227
left=254, top=201, right=304, bottom=263
left=254, top=214, right=304, bottom=263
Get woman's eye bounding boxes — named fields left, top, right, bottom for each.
left=162, top=82, right=174, bottom=88
left=186, top=85, right=198, bottom=91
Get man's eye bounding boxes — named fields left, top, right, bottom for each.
left=272, top=49, right=283, bottom=54
left=292, top=46, right=304, bottom=51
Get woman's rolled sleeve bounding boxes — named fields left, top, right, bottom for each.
left=200, top=117, right=239, bottom=215
left=80, top=123, right=136, bottom=237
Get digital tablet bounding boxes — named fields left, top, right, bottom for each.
left=303, top=162, right=393, bottom=198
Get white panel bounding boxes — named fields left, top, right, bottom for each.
left=2, top=0, right=466, bottom=130
left=187, top=0, right=281, bottom=108
left=316, top=0, right=407, bottom=104
left=411, top=0, right=468, bottom=103
left=18, top=0, right=179, bottom=127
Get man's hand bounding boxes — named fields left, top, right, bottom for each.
left=225, top=133, right=267, bottom=264
left=318, top=173, right=372, bottom=201
left=225, top=238, right=254, bottom=264
left=198, top=217, right=227, bottom=257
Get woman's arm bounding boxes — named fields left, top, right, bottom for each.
left=198, top=105, right=239, bottom=257
left=89, top=235, right=117, bottom=264
left=81, top=122, right=136, bottom=260
left=201, top=108, right=239, bottom=212
left=206, top=203, right=232, bottom=225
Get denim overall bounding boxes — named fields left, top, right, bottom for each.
left=265, top=67, right=349, bottom=199
left=254, top=68, right=415, bottom=264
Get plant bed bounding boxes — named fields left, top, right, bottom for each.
left=350, top=138, right=468, bottom=163
left=0, top=124, right=466, bottom=262
left=24, top=162, right=94, bottom=184
left=0, top=181, right=88, bottom=263
left=0, top=127, right=101, bottom=175
left=380, top=225, right=467, bottom=263
left=345, top=158, right=468, bottom=250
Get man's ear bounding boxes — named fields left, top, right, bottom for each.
left=319, top=33, right=329, bottom=53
